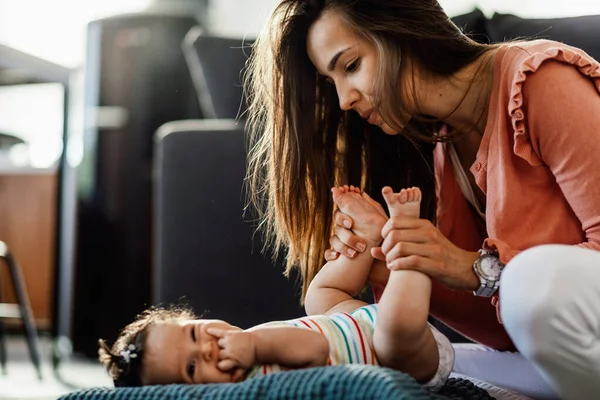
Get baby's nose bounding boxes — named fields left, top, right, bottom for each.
left=201, top=339, right=213, bottom=361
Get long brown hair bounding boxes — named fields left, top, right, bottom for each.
left=245, top=0, right=496, bottom=301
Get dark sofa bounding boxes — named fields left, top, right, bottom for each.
left=60, top=9, right=600, bottom=400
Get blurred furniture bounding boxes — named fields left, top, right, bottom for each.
left=69, top=13, right=203, bottom=358
left=0, top=172, right=58, bottom=330
left=153, top=120, right=305, bottom=329
left=0, top=43, right=70, bottom=380
left=0, top=44, right=70, bottom=335
left=453, top=9, right=600, bottom=60
left=182, top=26, right=253, bottom=119
left=0, top=240, right=42, bottom=378
left=0, top=132, right=24, bottom=148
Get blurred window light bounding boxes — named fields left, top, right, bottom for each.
left=0, top=0, right=152, bottom=67
left=0, top=83, right=64, bottom=169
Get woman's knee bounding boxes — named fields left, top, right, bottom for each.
left=499, top=246, right=576, bottom=355
left=499, top=244, right=600, bottom=361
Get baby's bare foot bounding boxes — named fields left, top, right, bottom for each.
left=332, top=185, right=386, bottom=244
left=381, top=186, right=421, bottom=218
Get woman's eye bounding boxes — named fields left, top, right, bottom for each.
left=187, top=360, right=196, bottom=379
left=191, top=327, right=196, bottom=342
left=345, top=59, right=360, bottom=73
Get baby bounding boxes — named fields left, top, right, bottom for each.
left=98, top=186, right=453, bottom=391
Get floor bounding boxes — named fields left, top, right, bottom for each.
left=0, top=334, right=111, bottom=400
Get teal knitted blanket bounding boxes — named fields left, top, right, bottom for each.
left=59, top=365, right=439, bottom=400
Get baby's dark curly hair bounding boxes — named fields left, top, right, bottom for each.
left=98, top=304, right=197, bottom=387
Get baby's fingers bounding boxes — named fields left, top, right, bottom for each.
left=217, top=359, right=238, bottom=371
left=207, top=328, right=226, bottom=338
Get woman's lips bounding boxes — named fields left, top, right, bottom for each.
left=359, top=109, right=379, bottom=125
left=367, top=111, right=377, bottom=124
left=360, top=109, right=374, bottom=121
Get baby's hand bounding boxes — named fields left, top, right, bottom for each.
left=207, top=328, right=256, bottom=372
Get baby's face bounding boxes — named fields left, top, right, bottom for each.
left=142, top=318, right=241, bottom=385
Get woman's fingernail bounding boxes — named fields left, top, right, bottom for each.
left=347, top=249, right=356, bottom=257
left=343, top=220, right=352, bottom=228
left=331, top=250, right=338, bottom=258
left=356, top=242, right=366, bottom=252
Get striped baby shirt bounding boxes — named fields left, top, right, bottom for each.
left=246, top=304, right=454, bottom=392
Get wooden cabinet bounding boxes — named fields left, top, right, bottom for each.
left=0, top=170, right=57, bottom=330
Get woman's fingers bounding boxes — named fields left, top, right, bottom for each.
left=381, top=215, right=429, bottom=238
left=333, top=225, right=367, bottom=256
left=384, top=241, right=442, bottom=262
left=380, top=228, right=432, bottom=254
left=324, top=248, right=340, bottom=261
left=370, top=246, right=386, bottom=260
left=386, top=255, right=443, bottom=279
left=328, top=234, right=352, bottom=258
left=334, top=209, right=353, bottom=229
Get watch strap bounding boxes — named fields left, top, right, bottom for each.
left=473, top=249, right=504, bottom=297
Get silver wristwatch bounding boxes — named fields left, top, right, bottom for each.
left=473, top=249, right=504, bottom=297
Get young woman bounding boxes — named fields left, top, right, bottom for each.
left=244, top=1, right=600, bottom=399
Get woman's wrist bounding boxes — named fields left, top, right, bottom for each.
left=461, top=250, right=481, bottom=291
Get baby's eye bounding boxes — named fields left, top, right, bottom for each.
left=191, top=326, right=196, bottom=342
left=187, top=360, right=196, bottom=380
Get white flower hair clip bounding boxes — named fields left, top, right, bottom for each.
left=120, top=344, right=138, bottom=364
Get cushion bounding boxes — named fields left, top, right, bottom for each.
left=450, top=8, right=491, bottom=44
left=487, top=12, right=600, bottom=61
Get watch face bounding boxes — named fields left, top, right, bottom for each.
left=479, top=254, right=502, bottom=279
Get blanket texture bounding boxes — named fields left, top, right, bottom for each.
left=59, top=365, right=494, bottom=400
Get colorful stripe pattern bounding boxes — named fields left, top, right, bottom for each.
left=247, top=305, right=379, bottom=378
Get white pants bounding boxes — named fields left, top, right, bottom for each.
left=500, top=244, right=600, bottom=400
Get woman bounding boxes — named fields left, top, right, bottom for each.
left=244, top=1, right=600, bottom=399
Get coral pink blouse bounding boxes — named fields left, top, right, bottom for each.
left=376, top=40, right=600, bottom=350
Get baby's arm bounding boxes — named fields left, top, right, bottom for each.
left=305, top=242, right=378, bottom=315
left=208, top=326, right=329, bottom=372
left=305, top=186, right=387, bottom=315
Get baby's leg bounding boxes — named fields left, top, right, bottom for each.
left=331, top=185, right=387, bottom=244
left=373, top=186, right=439, bottom=382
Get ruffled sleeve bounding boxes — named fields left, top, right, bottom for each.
left=508, top=45, right=600, bottom=168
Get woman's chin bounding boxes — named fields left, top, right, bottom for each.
left=380, top=123, right=399, bottom=135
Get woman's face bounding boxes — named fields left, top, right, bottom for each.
left=307, top=10, right=396, bottom=135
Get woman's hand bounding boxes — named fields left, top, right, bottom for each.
left=324, top=193, right=388, bottom=261
left=373, top=215, right=481, bottom=291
